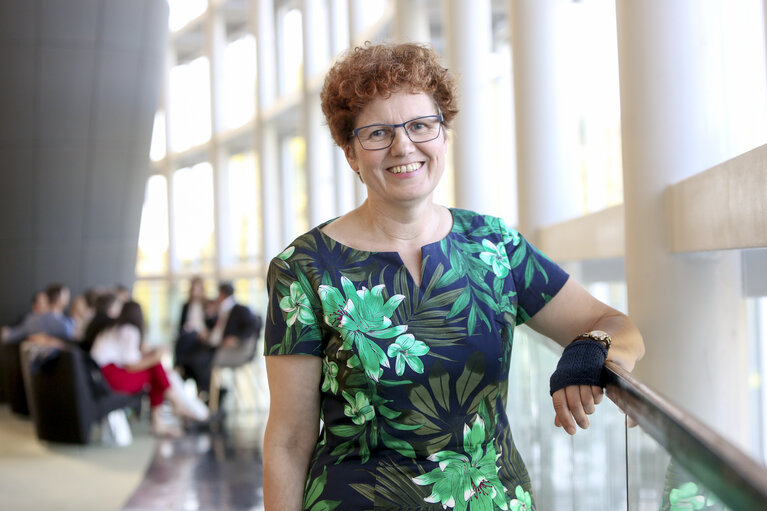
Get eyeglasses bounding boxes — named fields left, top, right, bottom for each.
left=352, top=114, right=444, bottom=151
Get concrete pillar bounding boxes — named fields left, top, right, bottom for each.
left=394, top=0, right=430, bottom=43
left=346, top=0, right=369, bottom=206
left=328, top=0, right=357, bottom=214
left=254, top=0, right=283, bottom=262
left=0, top=0, right=168, bottom=322
left=509, top=0, right=581, bottom=241
left=616, top=0, right=750, bottom=446
left=302, top=0, right=335, bottom=226
left=206, top=9, right=226, bottom=279
left=443, top=0, right=494, bottom=214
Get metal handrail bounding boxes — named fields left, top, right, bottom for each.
left=603, top=360, right=767, bottom=510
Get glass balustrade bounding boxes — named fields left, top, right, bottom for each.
left=508, top=328, right=767, bottom=510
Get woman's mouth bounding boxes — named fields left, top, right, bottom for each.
left=388, top=162, right=422, bottom=174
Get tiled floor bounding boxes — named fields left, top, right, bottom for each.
left=123, top=362, right=268, bottom=511
left=122, top=423, right=264, bottom=511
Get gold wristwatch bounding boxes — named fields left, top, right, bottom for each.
left=574, top=330, right=612, bottom=349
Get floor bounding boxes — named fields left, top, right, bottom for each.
left=123, top=362, right=269, bottom=511
left=0, top=405, right=155, bottom=511
left=122, top=417, right=265, bottom=511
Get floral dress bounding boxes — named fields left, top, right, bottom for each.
left=265, top=208, right=569, bottom=511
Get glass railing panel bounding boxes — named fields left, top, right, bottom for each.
left=508, top=327, right=629, bottom=510
left=626, top=425, right=732, bottom=510
left=606, top=361, right=767, bottom=511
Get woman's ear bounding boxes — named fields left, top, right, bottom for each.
left=343, top=144, right=359, bottom=172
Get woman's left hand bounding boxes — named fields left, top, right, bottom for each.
left=552, top=384, right=603, bottom=435
left=526, top=277, right=645, bottom=435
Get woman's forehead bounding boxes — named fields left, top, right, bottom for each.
left=356, top=91, right=436, bottom=123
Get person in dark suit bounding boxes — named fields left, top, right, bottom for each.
left=180, top=281, right=261, bottom=399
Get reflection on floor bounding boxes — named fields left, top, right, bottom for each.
left=124, top=361, right=268, bottom=511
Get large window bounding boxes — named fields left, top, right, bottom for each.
left=280, top=135, right=308, bottom=240
left=172, top=163, right=216, bottom=273
left=168, top=0, right=208, bottom=32
left=168, top=56, right=211, bottom=152
left=221, top=152, right=262, bottom=269
left=136, top=175, right=169, bottom=276
left=565, top=0, right=623, bottom=213
left=222, top=35, right=256, bottom=131
left=278, top=8, right=303, bottom=95
left=149, top=111, right=166, bottom=162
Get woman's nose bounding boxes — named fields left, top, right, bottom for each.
left=390, top=126, right=415, bottom=154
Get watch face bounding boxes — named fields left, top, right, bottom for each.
left=590, top=330, right=611, bottom=346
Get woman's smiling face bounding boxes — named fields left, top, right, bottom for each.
left=345, top=90, right=447, bottom=208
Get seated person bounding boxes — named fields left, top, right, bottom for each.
left=2, top=283, right=74, bottom=343
left=90, top=300, right=209, bottom=437
left=8, top=291, right=49, bottom=327
left=80, top=291, right=121, bottom=353
left=174, top=277, right=217, bottom=378
left=178, top=282, right=262, bottom=400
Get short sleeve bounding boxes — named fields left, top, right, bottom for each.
left=263, top=254, right=324, bottom=357
left=501, top=223, right=569, bottom=325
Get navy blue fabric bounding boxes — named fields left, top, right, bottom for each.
left=549, top=339, right=607, bottom=395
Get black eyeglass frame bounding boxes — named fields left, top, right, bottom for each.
left=351, top=114, right=444, bottom=151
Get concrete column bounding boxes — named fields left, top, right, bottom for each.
left=0, top=0, right=168, bottom=322
left=509, top=0, right=581, bottom=241
left=347, top=0, right=368, bottom=206
left=206, top=9, right=226, bottom=278
left=394, top=0, right=430, bottom=43
left=254, top=0, right=283, bottom=262
left=443, top=0, right=494, bottom=214
left=616, top=0, right=749, bottom=446
left=328, top=0, right=357, bottom=214
left=302, top=0, right=335, bottom=226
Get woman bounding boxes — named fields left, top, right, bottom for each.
left=174, top=276, right=218, bottom=390
left=91, top=301, right=209, bottom=437
left=263, top=42, right=644, bottom=510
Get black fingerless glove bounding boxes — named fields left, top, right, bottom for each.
left=549, top=340, right=608, bottom=395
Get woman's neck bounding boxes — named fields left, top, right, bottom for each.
left=357, top=199, right=444, bottom=247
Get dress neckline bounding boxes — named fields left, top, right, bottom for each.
left=314, top=207, right=456, bottom=255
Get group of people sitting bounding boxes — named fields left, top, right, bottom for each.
left=1, top=279, right=262, bottom=439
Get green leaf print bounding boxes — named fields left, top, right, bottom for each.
left=456, top=351, right=485, bottom=406
left=409, top=384, right=440, bottom=419
left=509, top=240, right=526, bottom=269
left=428, top=361, right=451, bottom=412
left=509, top=485, right=532, bottom=511
left=524, top=259, right=535, bottom=290
left=279, top=281, right=316, bottom=327
left=380, top=428, right=416, bottom=458
left=371, top=460, right=433, bottom=508
left=318, top=276, right=407, bottom=381
left=479, top=239, right=511, bottom=278
left=277, top=245, right=295, bottom=261
left=412, top=412, right=510, bottom=511
left=447, top=287, right=471, bottom=319
left=321, top=359, right=339, bottom=394
left=329, top=424, right=364, bottom=437
left=304, top=467, right=342, bottom=511
left=342, top=390, right=375, bottom=425
left=386, top=334, right=430, bottom=376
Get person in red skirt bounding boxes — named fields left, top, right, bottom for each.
left=91, top=300, right=209, bottom=437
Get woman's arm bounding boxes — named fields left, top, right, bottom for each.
left=526, top=277, right=645, bottom=434
left=123, top=346, right=167, bottom=372
left=263, top=354, right=322, bottom=511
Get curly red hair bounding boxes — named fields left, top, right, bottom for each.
left=320, top=42, right=459, bottom=150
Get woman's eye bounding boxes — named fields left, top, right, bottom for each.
left=367, top=128, right=391, bottom=139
